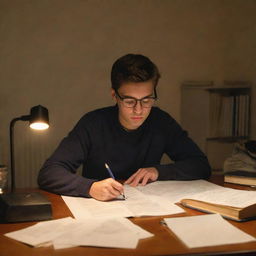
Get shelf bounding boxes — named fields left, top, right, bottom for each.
left=206, top=136, right=249, bottom=143
left=206, top=87, right=251, bottom=96
left=181, top=81, right=251, bottom=169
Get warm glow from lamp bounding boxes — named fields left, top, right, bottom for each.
left=9, top=105, right=50, bottom=192
left=0, top=104, right=52, bottom=223
left=30, top=122, right=49, bottom=130
left=29, top=105, right=49, bottom=131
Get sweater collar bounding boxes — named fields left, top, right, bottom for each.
left=113, top=104, right=152, bottom=134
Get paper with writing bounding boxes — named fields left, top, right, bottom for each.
left=62, top=184, right=185, bottom=219
left=183, top=187, right=256, bottom=208
left=62, top=180, right=256, bottom=219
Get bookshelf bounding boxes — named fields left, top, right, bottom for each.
left=181, top=81, right=251, bottom=169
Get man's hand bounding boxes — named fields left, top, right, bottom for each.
left=89, top=178, right=124, bottom=201
left=124, top=167, right=159, bottom=187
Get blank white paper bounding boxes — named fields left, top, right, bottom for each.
left=4, top=217, right=76, bottom=247
left=164, top=214, right=256, bottom=248
left=4, top=216, right=153, bottom=250
left=52, top=220, right=137, bottom=249
left=53, top=217, right=153, bottom=249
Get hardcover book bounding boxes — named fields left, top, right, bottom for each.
left=224, top=170, right=256, bottom=186
left=181, top=198, right=256, bottom=222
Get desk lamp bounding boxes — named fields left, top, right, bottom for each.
left=0, top=105, right=52, bottom=223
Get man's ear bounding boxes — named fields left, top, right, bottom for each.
left=111, top=89, right=117, bottom=102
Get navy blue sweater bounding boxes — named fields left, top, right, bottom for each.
left=38, top=106, right=211, bottom=197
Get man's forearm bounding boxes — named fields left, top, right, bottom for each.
left=38, top=165, right=97, bottom=197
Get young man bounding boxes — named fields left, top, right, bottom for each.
left=38, top=54, right=211, bottom=201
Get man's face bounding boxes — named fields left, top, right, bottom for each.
left=112, top=81, right=156, bottom=130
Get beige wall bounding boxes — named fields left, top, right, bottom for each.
left=0, top=0, right=255, bottom=187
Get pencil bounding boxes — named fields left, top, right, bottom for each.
left=105, top=163, right=126, bottom=200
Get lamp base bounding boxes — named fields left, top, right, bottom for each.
left=0, top=192, right=52, bottom=223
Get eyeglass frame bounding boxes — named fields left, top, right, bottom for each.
left=114, top=88, right=158, bottom=108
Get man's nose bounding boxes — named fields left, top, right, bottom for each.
left=133, top=100, right=143, bottom=114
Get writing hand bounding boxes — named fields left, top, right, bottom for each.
left=89, top=178, right=124, bottom=201
left=124, top=167, right=159, bottom=187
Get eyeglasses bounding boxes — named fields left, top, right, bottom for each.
left=115, top=88, right=157, bottom=108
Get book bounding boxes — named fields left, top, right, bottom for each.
left=180, top=198, right=256, bottom=222
left=224, top=171, right=256, bottom=186
left=175, top=179, right=256, bottom=222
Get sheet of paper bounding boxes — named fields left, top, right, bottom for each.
left=183, top=187, right=256, bottom=208
left=136, top=180, right=221, bottom=202
left=118, top=217, right=153, bottom=239
left=62, top=196, right=134, bottom=219
left=123, top=185, right=184, bottom=216
left=53, top=217, right=153, bottom=249
left=164, top=214, right=256, bottom=248
left=136, top=179, right=256, bottom=208
left=62, top=184, right=184, bottom=219
left=4, top=217, right=76, bottom=247
left=5, top=217, right=153, bottom=250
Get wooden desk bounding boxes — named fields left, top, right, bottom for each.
left=1, top=175, right=256, bottom=256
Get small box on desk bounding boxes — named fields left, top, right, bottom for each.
left=0, top=192, right=52, bottom=223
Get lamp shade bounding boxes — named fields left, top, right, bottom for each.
left=29, top=105, right=49, bottom=130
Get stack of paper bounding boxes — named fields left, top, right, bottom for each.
left=5, top=217, right=153, bottom=249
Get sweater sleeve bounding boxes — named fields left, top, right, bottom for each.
left=38, top=117, right=97, bottom=197
left=155, top=117, right=211, bottom=180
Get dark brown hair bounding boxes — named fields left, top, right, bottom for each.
left=111, top=54, right=160, bottom=91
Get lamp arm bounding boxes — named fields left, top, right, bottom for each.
left=9, top=115, right=30, bottom=192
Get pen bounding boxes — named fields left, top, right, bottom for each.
left=105, top=163, right=126, bottom=200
